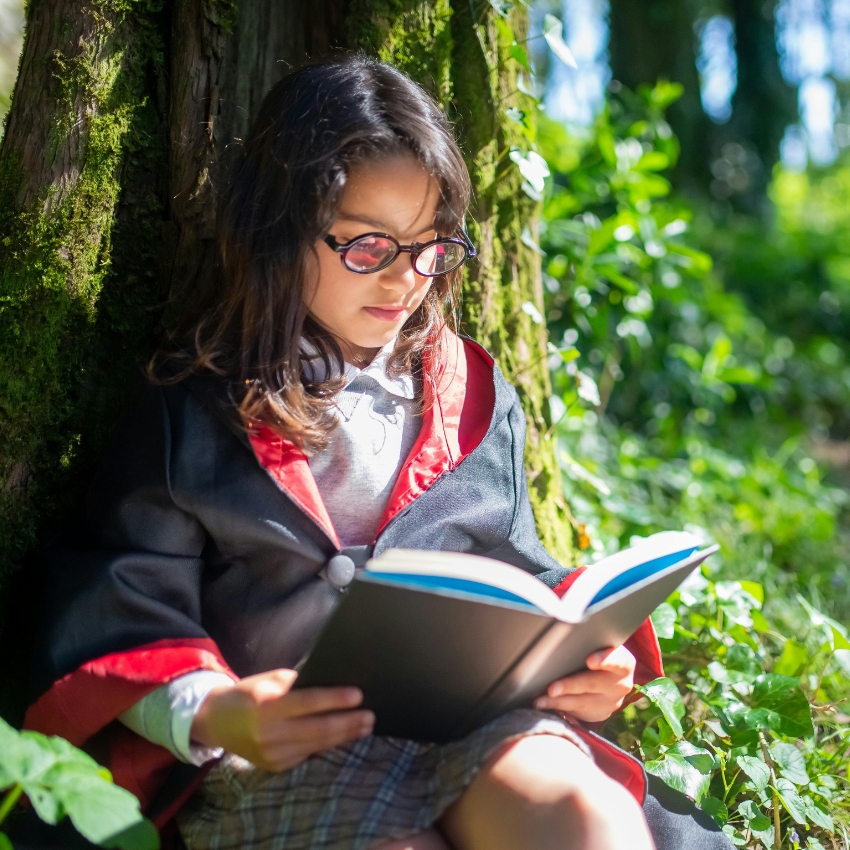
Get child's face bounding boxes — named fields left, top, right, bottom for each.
left=307, top=153, right=442, bottom=360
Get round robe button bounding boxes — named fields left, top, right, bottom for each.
left=326, top=554, right=356, bottom=589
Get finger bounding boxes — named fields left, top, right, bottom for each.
left=278, top=709, right=375, bottom=746
left=535, top=693, right=625, bottom=721
left=271, top=686, right=364, bottom=720
left=586, top=645, right=636, bottom=674
left=534, top=693, right=599, bottom=715
left=546, top=670, right=615, bottom=697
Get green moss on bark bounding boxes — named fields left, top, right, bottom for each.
left=352, top=1, right=575, bottom=564
left=348, top=0, right=454, bottom=103
left=0, top=0, right=167, bottom=587
left=452, top=2, right=574, bottom=564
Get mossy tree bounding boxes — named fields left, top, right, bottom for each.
left=0, top=0, right=575, bottom=715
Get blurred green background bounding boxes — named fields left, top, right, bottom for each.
left=522, top=0, right=850, bottom=626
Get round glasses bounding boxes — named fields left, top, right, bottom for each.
left=324, top=231, right=476, bottom=277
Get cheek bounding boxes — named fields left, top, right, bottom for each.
left=307, top=248, right=349, bottom=310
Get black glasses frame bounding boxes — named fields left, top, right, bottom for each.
left=324, top=228, right=477, bottom=277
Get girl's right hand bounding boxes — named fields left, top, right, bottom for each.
left=190, top=668, right=375, bottom=772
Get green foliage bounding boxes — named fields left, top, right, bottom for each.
left=538, top=81, right=850, bottom=847
left=0, top=718, right=157, bottom=850
left=612, top=575, right=849, bottom=848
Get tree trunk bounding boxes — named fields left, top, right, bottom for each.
left=0, top=0, right=574, bottom=716
left=727, top=0, right=796, bottom=202
left=608, top=0, right=713, bottom=196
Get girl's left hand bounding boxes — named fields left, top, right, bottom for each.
left=533, top=645, right=636, bottom=723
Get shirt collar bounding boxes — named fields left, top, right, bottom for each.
left=300, top=337, right=416, bottom=400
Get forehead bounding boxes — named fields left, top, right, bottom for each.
left=337, top=153, right=441, bottom=236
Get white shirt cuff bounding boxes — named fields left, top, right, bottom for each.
left=118, top=671, right=236, bottom=766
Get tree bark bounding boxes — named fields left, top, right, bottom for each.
left=608, top=0, right=713, bottom=195
left=0, top=0, right=575, bottom=717
left=727, top=0, right=796, bottom=202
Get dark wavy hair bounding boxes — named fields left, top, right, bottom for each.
left=153, top=54, right=472, bottom=454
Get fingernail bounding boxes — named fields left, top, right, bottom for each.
left=549, top=685, right=563, bottom=697
left=535, top=698, right=549, bottom=709
left=346, top=688, right=363, bottom=704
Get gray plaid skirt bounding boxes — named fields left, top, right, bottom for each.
left=176, top=709, right=587, bottom=850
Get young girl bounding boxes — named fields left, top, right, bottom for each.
left=26, top=56, right=732, bottom=850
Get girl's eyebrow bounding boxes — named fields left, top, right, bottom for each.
left=336, top=212, right=437, bottom=236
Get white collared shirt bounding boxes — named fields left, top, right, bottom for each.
left=304, top=338, right=421, bottom=546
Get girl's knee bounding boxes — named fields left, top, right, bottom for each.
left=443, top=735, right=654, bottom=850
left=486, top=735, right=650, bottom=837
left=487, top=735, right=626, bottom=807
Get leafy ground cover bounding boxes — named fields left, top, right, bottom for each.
left=536, top=80, right=850, bottom=848
left=0, top=717, right=158, bottom=850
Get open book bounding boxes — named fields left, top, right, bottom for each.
left=296, top=531, right=718, bottom=742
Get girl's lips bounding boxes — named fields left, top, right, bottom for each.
left=363, top=306, right=407, bottom=322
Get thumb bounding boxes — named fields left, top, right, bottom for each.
left=586, top=647, right=616, bottom=670
left=248, top=668, right=299, bottom=700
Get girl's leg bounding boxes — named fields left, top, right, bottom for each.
left=375, top=828, right=452, bottom=850
left=439, top=735, right=655, bottom=850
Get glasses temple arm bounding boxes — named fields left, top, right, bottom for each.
left=458, top=225, right=478, bottom=258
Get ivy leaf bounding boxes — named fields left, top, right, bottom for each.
left=667, top=741, right=717, bottom=773
left=744, top=674, right=813, bottom=737
left=768, top=741, right=809, bottom=785
left=57, top=771, right=154, bottom=847
left=736, top=755, right=770, bottom=791
left=542, top=15, right=578, bottom=68
left=721, top=824, right=747, bottom=846
left=772, top=639, right=808, bottom=677
left=101, top=819, right=161, bottom=850
left=645, top=753, right=711, bottom=802
left=508, top=44, right=531, bottom=72
left=521, top=300, right=544, bottom=324
left=737, top=799, right=772, bottom=833
left=737, top=799, right=774, bottom=847
left=25, top=783, right=63, bottom=826
left=700, top=796, right=728, bottom=825
left=726, top=644, right=761, bottom=680
left=509, top=148, right=550, bottom=195
left=802, top=795, right=834, bottom=831
left=651, top=602, right=676, bottom=639
left=774, top=778, right=808, bottom=824
left=635, top=678, right=685, bottom=738
left=504, top=106, right=526, bottom=126
left=521, top=227, right=545, bottom=255
left=0, top=719, right=158, bottom=850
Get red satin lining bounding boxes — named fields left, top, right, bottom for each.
left=247, top=425, right=341, bottom=548
left=24, top=638, right=237, bottom=747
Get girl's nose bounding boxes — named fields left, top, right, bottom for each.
left=378, top=253, right=420, bottom=292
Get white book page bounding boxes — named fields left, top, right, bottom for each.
left=366, top=532, right=708, bottom=620
left=365, top=549, right=565, bottom=616
left=556, top=531, right=705, bottom=620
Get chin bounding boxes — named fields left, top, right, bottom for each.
left=353, top=325, right=404, bottom=349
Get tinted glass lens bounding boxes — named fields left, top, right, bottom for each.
left=414, top=241, right=467, bottom=276
left=342, top=236, right=398, bottom=272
